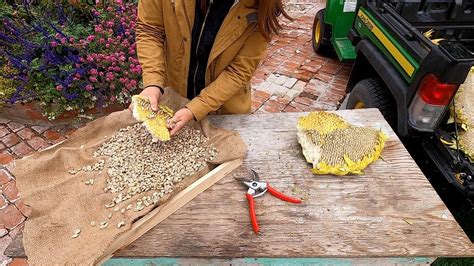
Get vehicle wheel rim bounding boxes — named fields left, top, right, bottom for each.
left=354, top=101, right=365, bottom=109
left=315, top=20, right=321, bottom=45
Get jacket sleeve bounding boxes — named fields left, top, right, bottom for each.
left=136, top=0, right=166, bottom=89
left=185, top=30, right=268, bottom=121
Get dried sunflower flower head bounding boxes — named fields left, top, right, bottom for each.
left=297, top=111, right=388, bottom=175
left=452, top=67, right=473, bottom=130
left=459, top=130, right=474, bottom=163
left=131, top=95, right=174, bottom=142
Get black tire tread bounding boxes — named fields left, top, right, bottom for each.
left=312, top=9, right=331, bottom=54
left=347, top=78, right=396, bottom=126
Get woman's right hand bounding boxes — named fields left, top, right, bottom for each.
left=129, top=86, right=163, bottom=112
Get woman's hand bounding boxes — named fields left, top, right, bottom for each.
left=169, top=108, right=195, bottom=136
left=128, top=86, right=163, bottom=111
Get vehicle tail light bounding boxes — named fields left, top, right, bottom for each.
left=409, top=73, right=458, bottom=131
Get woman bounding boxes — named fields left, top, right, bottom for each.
left=135, top=0, right=290, bottom=135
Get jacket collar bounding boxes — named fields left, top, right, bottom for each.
left=207, top=0, right=258, bottom=66
left=173, top=0, right=258, bottom=66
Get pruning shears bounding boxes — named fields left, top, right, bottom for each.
left=237, top=169, right=302, bottom=234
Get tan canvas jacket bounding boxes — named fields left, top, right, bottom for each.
left=136, top=0, right=268, bottom=120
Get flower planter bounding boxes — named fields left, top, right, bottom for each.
left=0, top=101, right=126, bottom=126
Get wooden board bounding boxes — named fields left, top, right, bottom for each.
left=7, top=109, right=474, bottom=259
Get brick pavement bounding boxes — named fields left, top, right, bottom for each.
left=0, top=120, right=79, bottom=264
left=0, top=2, right=351, bottom=264
left=249, top=9, right=351, bottom=114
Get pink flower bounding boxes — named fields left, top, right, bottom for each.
left=99, top=38, right=105, bottom=44
left=60, top=38, right=66, bottom=44
left=87, top=35, right=95, bottom=42
left=128, top=49, right=135, bottom=55
left=106, top=72, right=115, bottom=80
left=51, top=41, right=58, bottom=47
left=110, top=95, right=116, bottom=102
left=107, top=6, right=113, bottom=12
left=94, top=25, right=103, bottom=33
left=106, top=21, right=114, bottom=28
left=55, top=85, right=63, bottom=91
left=90, top=69, right=98, bottom=75
left=106, top=44, right=110, bottom=49
left=130, top=80, right=137, bottom=87
left=69, top=37, right=75, bottom=43
left=89, top=76, right=98, bottom=83
left=86, top=85, right=93, bottom=91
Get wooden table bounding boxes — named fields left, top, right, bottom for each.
left=7, top=109, right=473, bottom=265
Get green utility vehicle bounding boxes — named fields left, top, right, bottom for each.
left=311, top=0, right=474, bottom=197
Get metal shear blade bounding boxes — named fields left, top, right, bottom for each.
left=244, top=180, right=267, bottom=198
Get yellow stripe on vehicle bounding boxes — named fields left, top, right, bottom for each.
left=358, top=10, right=415, bottom=77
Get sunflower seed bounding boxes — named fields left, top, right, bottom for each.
left=71, top=228, right=81, bottom=238
left=117, top=221, right=125, bottom=228
left=100, top=221, right=108, bottom=229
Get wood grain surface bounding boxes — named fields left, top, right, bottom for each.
left=7, top=109, right=474, bottom=258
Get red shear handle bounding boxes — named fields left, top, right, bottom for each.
left=266, top=183, right=302, bottom=204
left=246, top=193, right=259, bottom=234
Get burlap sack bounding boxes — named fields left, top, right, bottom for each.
left=11, top=88, right=247, bottom=265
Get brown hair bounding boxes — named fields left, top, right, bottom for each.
left=200, top=0, right=292, bottom=40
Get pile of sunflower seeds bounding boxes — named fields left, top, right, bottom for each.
left=69, top=123, right=218, bottom=236
left=96, top=123, right=213, bottom=198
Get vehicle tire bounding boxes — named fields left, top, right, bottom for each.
left=346, top=78, right=397, bottom=127
left=312, top=9, right=332, bottom=54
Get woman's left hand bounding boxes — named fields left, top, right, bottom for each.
left=169, top=108, right=195, bottom=136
